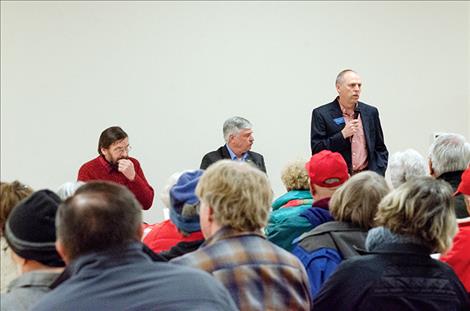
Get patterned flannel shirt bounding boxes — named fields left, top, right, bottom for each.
left=171, top=226, right=312, bottom=311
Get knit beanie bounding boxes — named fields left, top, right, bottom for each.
left=169, top=170, right=204, bottom=233
left=4, top=189, right=65, bottom=267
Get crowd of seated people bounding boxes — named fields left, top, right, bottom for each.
left=1, top=132, right=470, bottom=310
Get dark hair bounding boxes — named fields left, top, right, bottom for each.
left=56, top=181, right=142, bottom=259
left=98, top=126, right=128, bottom=155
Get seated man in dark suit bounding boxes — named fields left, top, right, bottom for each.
left=200, top=116, right=267, bottom=173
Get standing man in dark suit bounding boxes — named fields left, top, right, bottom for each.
left=311, top=69, right=388, bottom=176
left=200, top=116, right=267, bottom=173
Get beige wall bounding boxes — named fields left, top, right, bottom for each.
left=1, top=1, right=469, bottom=222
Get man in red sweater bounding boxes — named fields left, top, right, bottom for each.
left=77, top=126, right=154, bottom=209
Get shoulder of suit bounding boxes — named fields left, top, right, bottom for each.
left=201, top=147, right=224, bottom=158
left=313, top=100, right=337, bottom=112
left=358, top=101, right=379, bottom=111
left=248, top=151, right=264, bottom=158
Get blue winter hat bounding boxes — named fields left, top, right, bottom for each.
left=169, top=170, right=204, bottom=233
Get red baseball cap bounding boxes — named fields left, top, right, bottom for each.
left=455, top=168, right=470, bottom=196
left=306, top=150, right=349, bottom=188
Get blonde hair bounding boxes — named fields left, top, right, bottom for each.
left=0, top=181, right=33, bottom=234
left=375, top=176, right=457, bottom=253
left=281, top=159, right=310, bottom=191
left=196, top=160, right=272, bottom=231
left=330, top=171, right=389, bottom=229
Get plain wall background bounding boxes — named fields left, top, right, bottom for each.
left=2, top=1, right=469, bottom=223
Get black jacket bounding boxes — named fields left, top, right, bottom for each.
left=200, top=145, right=267, bottom=173
left=314, top=242, right=470, bottom=311
left=439, top=170, right=468, bottom=218
left=311, top=98, right=388, bottom=176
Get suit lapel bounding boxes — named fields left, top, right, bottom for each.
left=359, top=103, right=373, bottom=153
left=328, top=101, right=346, bottom=131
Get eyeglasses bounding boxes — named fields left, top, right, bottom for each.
left=113, top=145, right=132, bottom=154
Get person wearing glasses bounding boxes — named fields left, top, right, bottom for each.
left=77, top=126, right=154, bottom=209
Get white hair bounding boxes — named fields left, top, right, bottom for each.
left=56, top=181, right=85, bottom=200
left=222, top=116, right=252, bottom=142
left=389, top=149, right=428, bottom=188
left=159, top=172, right=184, bottom=210
left=428, top=133, right=470, bottom=177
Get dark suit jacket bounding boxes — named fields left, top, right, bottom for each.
left=310, top=98, right=388, bottom=176
left=200, top=145, right=267, bottom=173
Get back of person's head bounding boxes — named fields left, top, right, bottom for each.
left=388, top=149, right=428, bottom=188
left=306, top=150, right=349, bottom=190
left=4, top=189, right=64, bottom=267
left=330, top=171, right=389, bottom=229
left=57, top=181, right=142, bottom=260
left=375, top=176, right=457, bottom=253
left=281, top=159, right=310, bottom=191
left=97, top=126, right=128, bottom=155
left=428, top=133, right=470, bottom=177
left=0, top=180, right=33, bottom=234
left=196, top=160, right=272, bottom=232
left=160, top=171, right=185, bottom=209
left=169, top=170, right=204, bottom=235
left=56, top=181, right=85, bottom=201
left=222, top=116, right=252, bottom=142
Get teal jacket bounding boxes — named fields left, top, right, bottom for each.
left=265, top=191, right=313, bottom=251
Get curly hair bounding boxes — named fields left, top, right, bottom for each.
left=196, top=160, right=272, bottom=231
left=1, top=181, right=33, bottom=234
left=375, top=176, right=457, bottom=253
left=280, top=160, right=310, bottom=191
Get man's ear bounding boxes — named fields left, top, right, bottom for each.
left=428, top=159, right=435, bottom=177
left=136, top=224, right=144, bottom=240
left=207, top=205, right=215, bottom=222
left=55, top=240, right=70, bottom=264
left=309, top=183, right=316, bottom=196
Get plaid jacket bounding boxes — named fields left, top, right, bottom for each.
left=171, top=226, right=312, bottom=311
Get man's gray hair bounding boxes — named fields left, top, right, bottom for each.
left=389, top=149, right=428, bottom=188
left=223, top=116, right=252, bottom=142
left=428, top=133, right=470, bottom=177
left=335, top=69, right=357, bottom=86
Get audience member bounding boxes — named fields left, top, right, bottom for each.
left=293, top=171, right=389, bottom=298
left=77, top=126, right=154, bottom=209
left=1, top=190, right=64, bottom=311
left=441, top=167, right=470, bottom=292
left=55, top=181, right=84, bottom=201
left=314, top=177, right=470, bottom=310
left=172, top=160, right=311, bottom=310
left=143, top=170, right=204, bottom=259
left=265, top=159, right=313, bottom=250
left=270, top=150, right=349, bottom=251
left=0, top=181, right=33, bottom=294
left=200, top=116, right=267, bottom=173
left=32, top=181, right=236, bottom=311
left=388, top=149, right=427, bottom=188
left=429, top=133, right=470, bottom=218
left=310, top=69, right=388, bottom=175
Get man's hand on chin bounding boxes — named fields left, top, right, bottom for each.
left=118, top=159, right=136, bottom=181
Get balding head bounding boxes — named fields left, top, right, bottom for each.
left=56, top=181, right=142, bottom=261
